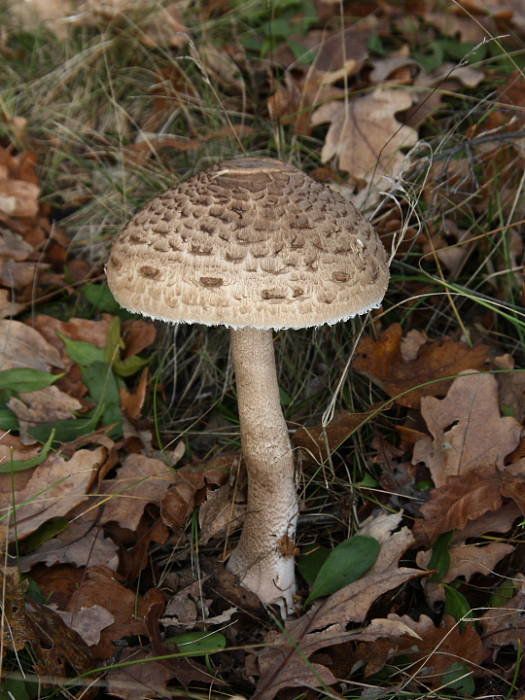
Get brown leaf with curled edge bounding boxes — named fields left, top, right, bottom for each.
left=0, top=319, right=63, bottom=371
left=160, top=453, right=233, bottom=530
left=99, top=453, right=179, bottom=532
left=105, top=647, right=177, bottom=700
left=8, top=385, right=82, bottom=444
left=417, top=541, right=515, bottom=604
left=0, top=446, right=106, bottom=541
left=413, top=371, right=521, bottom=487
left=354, top=614, right=485, bottom=687
left=482, top=573, right=525, bottom=650
left=122, top=320, right=156, bottom=359
left=311, top=87, right=417, bottom=187
left=18, top=508, right=119, bottom=572
left=353, top=324, right=490, bottom=408
left=251, top=511, right=425, bottom=700
left=67, top=566, right=145, bottom=660
left=292, top=409, right=375, bottom=463
left=268, top=70, right=344, bottom=136
left=29, top=313, right=113, bottom=360
left=1, top=560, right=32, bottom=653
left=26, top=600, right=93, bottom=678
left=412, top=471, right=503, bottom=547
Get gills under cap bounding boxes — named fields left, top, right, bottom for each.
left=107, top=157, right=389, bottom=330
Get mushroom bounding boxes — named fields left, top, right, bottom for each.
left=106, top=157, right=389, bottom=613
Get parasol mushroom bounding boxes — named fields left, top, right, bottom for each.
left=106, top=157, right=389, bottom=613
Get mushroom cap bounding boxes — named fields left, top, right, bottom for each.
left=106, top=157, right=389, bottom=329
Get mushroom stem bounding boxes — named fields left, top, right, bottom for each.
left=228, top=327, right=297, bottom=612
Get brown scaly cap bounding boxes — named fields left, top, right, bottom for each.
left=106, top=157, right=389, bottom=329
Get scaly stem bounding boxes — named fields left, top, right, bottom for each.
left=227, top=327, right=297, bottom=612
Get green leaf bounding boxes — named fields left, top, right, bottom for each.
left=104, top=316, right=122, bottom=366
left=165, top=631, right=227, bottom=656
left=29, top=401, right=106, bottom=444
left=442, top=660, right=475, bottom=695
left=0, top=405, right=18, bottom=431
left=489, top=579, right=515, bottom=608
left=59, top=332, right=105, bottom=367
left=297, top=546, right=330, bottom=587
left=444, top=583, right=472, bottom=624
left=0, top=368, right=61, bottom=393
left=81, top=362, right=122, bottom=437
left=113, top=354, right=149, bottom=377
left=305, top=535, right=380, bottom=605
left=428, top=531, right=453, bottom=582
left=0, top=678, right=33, bottom=700
left=21, top=516, right=69, bottom=552
left=80, top=282, right=121, bottom=313
left=0, top=429, right=55, bottom=473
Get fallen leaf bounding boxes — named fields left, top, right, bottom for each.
left=495, top=353, right=525, bottom=422
left=29, top=314, right=112, bottom=361
left=413, top=371, right=522, bottom=486
left=26, top=600, right=94, bottom=678
left=292, top=409, right=374, bottom=462
left=8, top=385, right=82, bottom=444
left=481, top=573, right=525, bottom=650
left=412, top=471, right=503, bottom=546
left=311, top=87, right=418, bottom=186
left=0, top=177, right=40, bottom=217
left=354, top=614, right=485, bottom=687
left=353, top=323, right=490, bottom=408
left=122, top=319, right=156, bottom=359
left=199, top=479, right=245, bottom=544
left=104, top=647, right=176, bottom=700
left=55, top=604, right=115, bottom=646
left=66, top=566, right=145, bottom=660
left=0, top=288, right=24, bottom=318
left=417, top=541, right=514, bottom=603
left=251, top=511, right=424, bottom=700
left=1, top=446, right=106, bottom=540
left=0, top=320, right=63, bottom=371
left=99, top=453, right=178, bottom=531
left=18, top=509, right=119, bottom=571
left=1, top=560, right=32, bottom=653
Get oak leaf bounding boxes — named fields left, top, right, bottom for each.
left=353, top=323, right=489, bottom=408
left=1, top=446, right=106, bottom=540
left=251, top=511, right=425, bottom=700
left=0, top=320, right=63, bottom=371
left=413, top=371, right=521, bottom=486
left=311, top=87, right=417, bottom=186
left=99, top=453, right=179, bottom=531
left=481, top=573, right=525, bottom=650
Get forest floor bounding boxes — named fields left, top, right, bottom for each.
left=1, top=1, right=525, bottom=699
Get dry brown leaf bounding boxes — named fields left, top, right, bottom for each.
left=292, top=409, right=375, bottom=462
left=18, top=509, right=119, bottom=571
left=0, top=228, right=33, bottom=260
left=1, top=562, right=32, bottom=653
left=481, top=573, right=525, bottom=650
left=251, top=511, right=424, bottom=700
left=0, top=177, right=40, bottom=217
left=353, top=323, right=489, bottom=408
left=0, top=288, right=24, bottom=318
left=413, top=371, right=522, bottom=487
left=412, top=471, right=503, bottom=547
left=268, top=70, right=344, bottom=136
left=199, top=479, right=245, bottom=544
left=67, top=566, right=145, bottom=659
left=417, top=541, right=514, bottom=603
left=29, top=313, right=112, bottom=360
left=495, top=353, right=525, bottom=422
left=354, top=614, right=485, bottom=687
left=311, top=87, right=417, bottom=186
left=120, top=367, right=148, bottom=420
left=122, top=319, right=156, bottom=359
left=55, top=605, right=115, bottom=646
left=8, top=385, right=82, bottom=444
left=1, top=447, right=105, bottom=540
left=104, top=647, right=176, bottom=700
left=160, top=453, right=233, bottom=530
left=99, top=453, right=178, bottom=531
left=0, top=319, right=63, bottom=371
left=454, top=501, right=521, bottom=541
left=26, top=600, right=94, bottom=678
